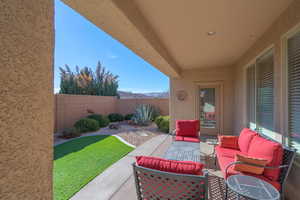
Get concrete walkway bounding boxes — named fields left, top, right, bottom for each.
left=70, top=134, right=172, bottom=200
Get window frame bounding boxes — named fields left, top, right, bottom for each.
left=282, top=23, right=300, bottom=156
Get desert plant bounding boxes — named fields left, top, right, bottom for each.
left=61, top=127, right=81, bottom=139
left=59, top=61, right=119, bottom=96
left=87, top=114, right=110, bottom=128
left=74, top=118, right=100, bottom=133
left=124, top=113, right=134, bottom=120
left=155, top=115, right=170, bottom=133
left=108, top=113, right=124, bottom=122
left=132, top=104, right=160, bottom=126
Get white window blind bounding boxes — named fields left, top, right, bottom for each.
left=246, top=50, right=274, bottom=137
left=256, top=51, right=274, bottom=134
left=288, top=31, right=300, bottom=152
left=246, top=64, right=256, bottom=130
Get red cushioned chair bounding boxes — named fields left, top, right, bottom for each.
left=133, top=156, right=208, bottom=200
left=173, top=120, right=201, bottom=143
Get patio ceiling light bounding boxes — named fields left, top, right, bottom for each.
left=207, top=31, right=216, bottom=36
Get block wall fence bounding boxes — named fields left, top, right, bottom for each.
left=54, top=94, right=169, bottom=132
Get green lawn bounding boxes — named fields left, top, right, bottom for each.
left=54, top=135, right=134, bottom=200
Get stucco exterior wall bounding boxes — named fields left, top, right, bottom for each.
left=54, top=95, right=169, bottom=132
left=55, top=94, right=118, bottom=131
left=0, top=1, right=54, bottom=199
left=170, top=67, right=235, bottom=135
left=233, top=1, right=300, bottom=199
left=117, top=98, right=169, bottom=116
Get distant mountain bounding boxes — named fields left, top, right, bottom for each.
left=118, top=91, right=169, bottom=99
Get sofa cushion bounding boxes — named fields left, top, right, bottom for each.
left=176, top=120, right=200, bottom=137
left=136, top=156, right=204, bottom=175
left=218, top=135, right=239, bottom=149
left=233, top=154, right=268, bottom=175
left=248, top=136, right=283, bottom=181
left=215, top=146, right=242, bottom=158
left=238, top=128, right=258, bottom=153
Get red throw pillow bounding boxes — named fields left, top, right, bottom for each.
left=176, top=120, right=200, bottom=137
left=218, top=135, right=239, bottom=149
left=136, top=156, right=204, bottom=175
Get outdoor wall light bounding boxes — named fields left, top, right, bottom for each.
left=207, top=31, right=216, bottom=36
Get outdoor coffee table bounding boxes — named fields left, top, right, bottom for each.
left=164, top=141, right=201, bottom=162
left=226, top=175, right=280, bottom=200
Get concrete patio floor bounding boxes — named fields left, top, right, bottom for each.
left=70, top=134, right=225, bottom=200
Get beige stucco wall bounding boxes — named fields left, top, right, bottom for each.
left=170, top=67, right=235, bottom=135
left=0, top=1, right=54, bottom=199
left=55, top=94, right=118, bottom=131
left=117, top=98, right=169, bottom=116
left=233, top=1, right=300, bottom=199
left=55, top=95, right=169, bottom=132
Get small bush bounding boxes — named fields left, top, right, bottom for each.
left=74, top=118, right=100, bottom=133
left=61, top=127, right=81, bottom=139
left=87, top=114, right=110, bottom=128
left=155, top=116, right=170, bottom=133
left=108, top=113, right=124, bottom=122
left=154, top=116, right=164, bottom=127
left=124, top=113, right=134, bottom=120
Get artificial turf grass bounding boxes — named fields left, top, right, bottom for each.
left=54, top=135, right=134, bottom=200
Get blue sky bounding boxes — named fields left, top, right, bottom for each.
left=54, top=0, right=169, bottom=93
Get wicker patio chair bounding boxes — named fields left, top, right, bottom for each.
left=133, top=163, right=209, bottom=200
left=224, top=145, right=296, bottom=200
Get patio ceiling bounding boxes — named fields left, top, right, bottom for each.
left=63, top=0, right=292, bottom=77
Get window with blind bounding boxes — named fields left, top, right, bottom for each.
left=246, top=64, right=256, bottom=130
left=246, top=50, right=274, bottom=137
left=287, top=31, right=300, bottom=152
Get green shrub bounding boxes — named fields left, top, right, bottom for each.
left=154, top=116, right=164, bottom=127
left=61, top=127, right=81, bottom=139
left=87, top=114, right=110, bottom=128
left=108, top=113, right=124, bottom=122
left=74, top=118, right=100, bottom=133
left=155, top=116, right=170, bottom=133
left=132, top=104, right=160, bottom=126
left=124, top=113, right=134, bottom=120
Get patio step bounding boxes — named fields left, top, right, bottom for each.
left=70, top=134, right=171, bottom=200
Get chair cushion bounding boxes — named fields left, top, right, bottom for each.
left=233, top=154, right=268, bottom=175
left=248, top=136, right=283, bottom=181
left=238, top=128, right=258, bottom=153
left=215, top=146, right=242, bottom=158
left=136, top=156, right=204, bottom=175
left=176, top=120, right=200, bottom=137
left=175, top=136, right=184, bottom=141
left=183, top=137, right=200, bottom=143
left=218, top=135, right=239, bottom=149
left=175, top=136, right=200, bottom=143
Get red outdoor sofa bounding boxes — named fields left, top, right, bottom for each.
left=216, top=128, right=296, bottom=200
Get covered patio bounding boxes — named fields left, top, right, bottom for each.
left=69, top=134, right=234, bottom=200
left=2, top=0, right=300, bottom=199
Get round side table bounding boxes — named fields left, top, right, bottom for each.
left=226, top=175, right=280, bottom=200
